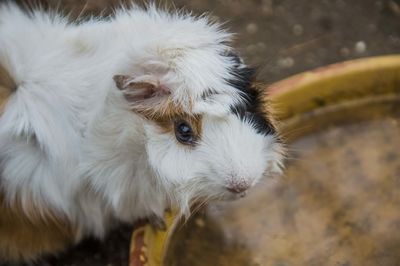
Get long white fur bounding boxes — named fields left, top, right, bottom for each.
left=0, top=3, right=283, bottom=242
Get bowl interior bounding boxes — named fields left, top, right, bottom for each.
left=162, top=56, right=400, bottom=266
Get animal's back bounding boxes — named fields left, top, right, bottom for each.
left=0, top=4, right=145, bottom=260
left=0, top=4, right=92, bottom=261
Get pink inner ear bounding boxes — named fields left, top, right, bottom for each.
left=153, top=84, right=170, bottom=97
left=128, top=82, right=170, bottom=100
left=113, top=75, right=171, bottom=103
left=130, top=82, right=157, bottom=98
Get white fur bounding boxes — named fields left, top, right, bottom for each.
left=0, top=3, right=284, bottom=242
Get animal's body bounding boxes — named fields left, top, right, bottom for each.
left=0, top=3, right=284, bottom=261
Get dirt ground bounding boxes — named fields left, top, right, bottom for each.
left=3, top=0, right=400, bottom=265
left=17, top=0, right=400, bottom=83
left=175, top=0, right=400, bottom=84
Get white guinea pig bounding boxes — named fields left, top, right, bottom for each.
left=0, top=3, right=284, bottom=261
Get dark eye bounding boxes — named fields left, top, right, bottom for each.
left=174, top=120, right=195, bottom=145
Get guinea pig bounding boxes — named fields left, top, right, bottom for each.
left=0, top=2, right=285, bottom=262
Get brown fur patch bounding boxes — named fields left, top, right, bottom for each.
left=135, top=98, right=203, bottom=145
left=114, top=75, right=203, bottom=143
left=0, top=190, right=75, bottom=262
left=0, top=63, right=16, bottom=114
left=156, top=113, right=203, bottom=145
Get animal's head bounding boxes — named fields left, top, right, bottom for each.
left=113, top=8, right=284, bottom=215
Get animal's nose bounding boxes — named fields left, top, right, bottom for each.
left=226, top=182, right=250, bottom=194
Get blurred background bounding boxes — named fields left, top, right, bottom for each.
left=8, top=0, right=400, bottom=265
left=16, top=0, right=400, bottom=84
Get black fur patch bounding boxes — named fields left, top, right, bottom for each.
left=226, top=52, right=276, bottom=136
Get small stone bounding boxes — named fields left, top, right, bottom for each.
left=292, top=24, right=303, bottom=36
left=246, top=44, right=257, bottom=54
left=262, top=5, right=274, bottom=16
left=257, top=42, right=266, bottom=50
left=340, top=47, right=350, bottom=57
left=195, top=218, right=205, bottom=227
left=262, top=1, right=274, bottom=16
left=246, top=23, right=258, bottom=34
left=277, top=57, right=295, bottom=68
left=354, top=41, right=367, bottom=54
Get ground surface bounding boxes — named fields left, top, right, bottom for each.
left=3, top=0, right=400, bottom=265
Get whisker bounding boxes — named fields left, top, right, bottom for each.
left=75, top=0, right=90, bottom=21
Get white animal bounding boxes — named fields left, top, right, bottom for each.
left=0, top=2, right=284, bottom=261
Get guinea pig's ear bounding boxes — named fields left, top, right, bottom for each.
left=113, top=74, right=171, bottom=110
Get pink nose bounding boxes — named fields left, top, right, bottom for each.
left=226, top=183, right=250, bottom=193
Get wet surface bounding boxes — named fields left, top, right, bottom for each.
left=165, top=96, right=400, bottom=266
